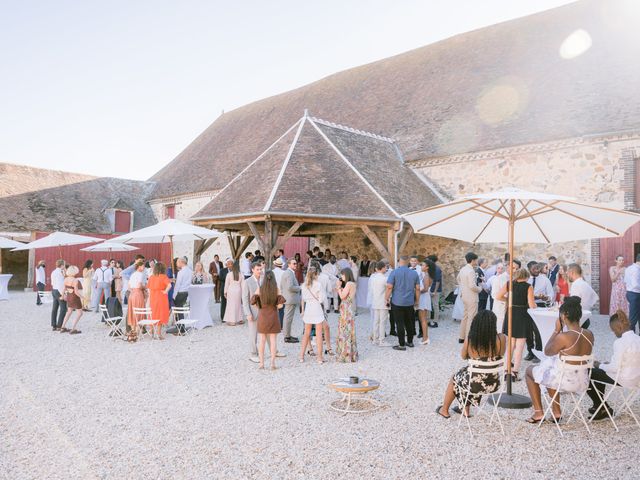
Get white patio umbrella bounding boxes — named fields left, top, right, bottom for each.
left=80, top=242, right=139, bottom=252
left=12, top=231, right=104, bottom=258
left=404, top=187, right=640, bottom=408
left=0, top=237, right=25, bottom=249
left=106, top=219, right=222, bottom=264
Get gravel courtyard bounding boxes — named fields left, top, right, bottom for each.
left=1, top=291, right=638, bottom=480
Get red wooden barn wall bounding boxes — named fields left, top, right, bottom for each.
left=599, top=223, right=640, bottom=314
left=282, top=237, right=310, bottom=263
left=34, top=232, right=169, bottom=290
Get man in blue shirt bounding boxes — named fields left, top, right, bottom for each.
left=385, top=256, right=421, bottom=350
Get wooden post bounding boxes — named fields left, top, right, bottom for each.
left=275, top=221, right=303, bottom=251
left=387, top=228, right=397, bottom=267
left=264, top=219, right=273, bottom=269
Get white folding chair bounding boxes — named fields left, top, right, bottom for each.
left=539, top=354, right=593, bottom=436
left=454, top=357, right=507, bottom=436
left=98, top=304, right=124, bottom=339
left=132, top=307, right=160, bottom=342
left=38, top=291, right=53, bottom=304
left=590, top=351, right=640, bottom=431
left=171, top=306, right=198, bottom=338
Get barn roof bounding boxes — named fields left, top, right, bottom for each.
left=0, top=163, right=157, bottom=234
left=149, top=0, right=640, bottom=200
left=191, top=114, right=441, bottom=222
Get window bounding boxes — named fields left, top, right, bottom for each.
left=114, top=210, right=131, bottom=233
left=164, top=205, right=176, bottom=219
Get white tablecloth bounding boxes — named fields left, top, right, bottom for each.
left=528, top=307, right=591, bottom=358
left=356, top=277, right=369, bottom=308
left=0, top=274, right=12, bottom=300
left=188, top=284, right=215, bottom=329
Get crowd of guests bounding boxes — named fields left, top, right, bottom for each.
left=36, top=244, right=640, bottom=426
left=437, top=250, right=640, bottom=425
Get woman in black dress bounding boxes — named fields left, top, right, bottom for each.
left=436, top=310, right=507, bottom=418
left=496, top=267, right=536, bottom=381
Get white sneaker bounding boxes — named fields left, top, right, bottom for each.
left=378, top=341, right=393, bottom=347
left=276, top=351, right=286, bottom=358
left=248, top=356, right=260, bottom=363
left=421, top=339, right=430, bottom=345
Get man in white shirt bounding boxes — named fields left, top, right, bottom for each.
left=367, top=261, right=391, bottom=346
left=35, top=260, right=46, bottom=305
left=336, top=252, right=350, bottom=271
left=587, top=310, right=640, bottom=420
left=567, top=263, right=599, bottom=328
left=92, top=259, right=114, bottom=313
left=50, top=259, right=67, bottom=330
left=624, top=253, right=640, bottom=333
left=240, top=252, right=253, bottom=279
left=173, top=257, right=192, bottom=333
left=528, top=263, right=555, bottom=307
left=322, top=256, right=339, bottom=313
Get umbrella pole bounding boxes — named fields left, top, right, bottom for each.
left=170, top=236, right=174, bottom=271
left=492, top=199, right=532, bottom=409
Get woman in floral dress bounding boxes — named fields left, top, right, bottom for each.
left=335, top=267, right=358, bottom=362
left=609, top=255, right=629, bottom=315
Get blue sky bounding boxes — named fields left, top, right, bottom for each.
left=0, top=0, right=574, bottom=180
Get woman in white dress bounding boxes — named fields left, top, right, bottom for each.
left=299, top=266, right=326, bottom=364
left=490, top=263, right=507, bottom=332
left=417, top=259, right=435, bottom=345
left=224, top=261, right=245, bottom=326
left=524, top=296, right=594, bottom=423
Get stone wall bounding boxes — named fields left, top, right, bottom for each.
left=315, top=229, right=590, bottom=297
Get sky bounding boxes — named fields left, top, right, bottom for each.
left=0, top=0, right=576, bottom=180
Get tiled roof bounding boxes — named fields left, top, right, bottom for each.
left=192, top=115, right=440, bottom=221
left=0, top=163, right=157, bottom=234
left=150, top=0, right=640, bottom=199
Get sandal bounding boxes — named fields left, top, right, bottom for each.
left=526, top=416, right=545, bottom=424
left=452, top=405, right=472, bottom=418
left=316, top=359, right=325, bottom=365
left=307, top=349, right=316, bottom=357
left=325, top=349, right=335, bottom=356
left=59, top=328, right=69, bottom=333
left=298, top=357, right=304, bottom=363
left=435, top=405, right=450, bottom=419
left=69, top=329, right=81, bottom=335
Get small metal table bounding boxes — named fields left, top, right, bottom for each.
left=328, top=378, right=381, bottom=414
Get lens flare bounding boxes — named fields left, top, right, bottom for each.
left=559, top=29, right=592, bottom=59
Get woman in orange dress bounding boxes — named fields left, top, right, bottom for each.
left=148, top=262, right=172, bottom=340
left=126, top=260, right=147, bottom=342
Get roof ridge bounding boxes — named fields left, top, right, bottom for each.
left=309, top=116, right=395, bottom=143
left=207, top=117, right=303, bottom=203
left=307, top=117, right=400, bottom=218
left=263, top=115, right=307, bottom=211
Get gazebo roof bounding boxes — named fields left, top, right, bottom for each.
left=191, top=113, right=441, bottom=224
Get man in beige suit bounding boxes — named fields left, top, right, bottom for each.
left=458, top=252, right=482, bottom=343
left=281, top=258, right=301, bottom=343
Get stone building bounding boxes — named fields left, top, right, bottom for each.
left=4, top=1, right=638, bottom=309
left=0, top=163, right=160, bottom=289
left=146, top=0, right=640, bottom=312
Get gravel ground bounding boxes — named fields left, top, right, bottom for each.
left=1, top=291, right=638, bottom=480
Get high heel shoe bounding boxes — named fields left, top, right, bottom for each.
left=324, top=349, right=335, bottom=356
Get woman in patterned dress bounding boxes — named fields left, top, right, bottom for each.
left=335, top=267, right=358, bottom=363
left=436, top=310, right=506, bottom=418
left=609, top=255, right=629, bottom=316
left=81, top=260, right=94, bottom=311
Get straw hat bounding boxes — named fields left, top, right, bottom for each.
left=273, top=258, right=284, bottom=267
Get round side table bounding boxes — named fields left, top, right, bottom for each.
left=328, top=378, right=381, bottom=414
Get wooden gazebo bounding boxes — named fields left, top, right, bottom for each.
left=191, top=113, right=440, bottom=265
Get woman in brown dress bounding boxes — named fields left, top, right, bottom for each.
left=251, top=270, right=285, bottom=370
left=60, top=265, right=84, bottom=334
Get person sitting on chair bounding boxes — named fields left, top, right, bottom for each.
left=436, top=310, right=506, bottom=419
left=587, top=310, right=640, bottom=421
left=524, top=296, right=594, bottom=424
